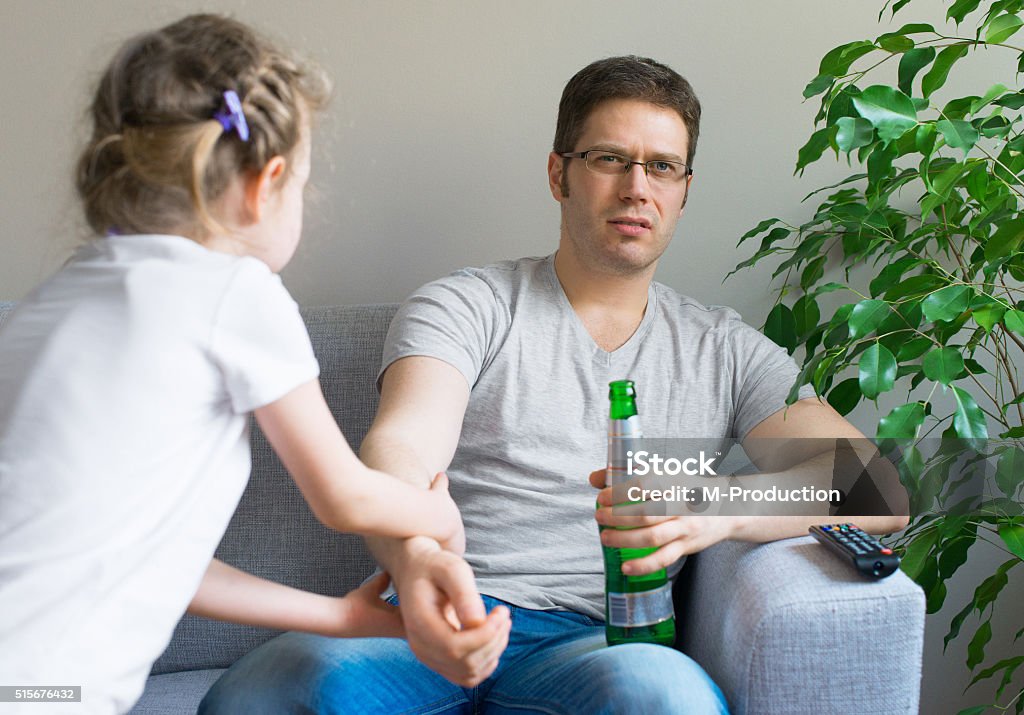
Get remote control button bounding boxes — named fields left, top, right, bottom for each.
left=880, top=548, right=893, bottom=555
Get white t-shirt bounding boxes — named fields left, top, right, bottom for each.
left=0, top=235, right=318, bottom=713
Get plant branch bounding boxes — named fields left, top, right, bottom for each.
left=976, top=144, right=1024, bottom=203
left=975, top=529, right=1017, bottom=560
left=994, top=331, right=1024, bottom=425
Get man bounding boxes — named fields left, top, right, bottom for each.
left=201, top=55, right=906, bottom=713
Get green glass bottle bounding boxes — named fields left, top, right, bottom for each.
left=601, top=379, right=676, bottom=647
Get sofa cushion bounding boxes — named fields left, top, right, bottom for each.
left=128, top=669, right=225, bottom=714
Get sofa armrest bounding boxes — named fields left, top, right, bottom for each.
left=678, top=536, right=924, bottom=715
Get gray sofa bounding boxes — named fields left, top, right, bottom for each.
left=0, top=302, right=926, bottom=714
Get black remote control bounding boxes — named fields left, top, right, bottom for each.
left=809, top=523, right=900, bottom=579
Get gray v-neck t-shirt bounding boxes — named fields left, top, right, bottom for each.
left=380, top=254, right=813, bottom=619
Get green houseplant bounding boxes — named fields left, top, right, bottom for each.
left=731, top=1, right=1024, bottom=712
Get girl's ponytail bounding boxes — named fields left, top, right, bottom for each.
left=75, top=14, right=329, bottom=238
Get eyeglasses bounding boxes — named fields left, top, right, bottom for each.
left=559, top=150, right=692, bottom=184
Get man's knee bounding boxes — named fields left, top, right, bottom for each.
left=584, top=644, right=728, bottom=714
left=199, top=631, right=469, bottom=715
left=199, top=632, right=330, bottom=713
left=199, top=632, right=398, bottom=714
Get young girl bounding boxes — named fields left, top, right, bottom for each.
left=0, top=14, right=462, bottom=714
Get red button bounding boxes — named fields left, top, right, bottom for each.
left=880, top=548, right=893, bottom=555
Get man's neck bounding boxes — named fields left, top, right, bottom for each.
left=552, top=249, right=655, bottom=351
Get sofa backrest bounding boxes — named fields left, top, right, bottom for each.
left=0, top=301, right=398, bottom=674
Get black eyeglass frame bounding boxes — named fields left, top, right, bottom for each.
left=558, top=150, right=693, bottom=180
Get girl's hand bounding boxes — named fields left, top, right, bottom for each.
left=333, top=572, right=405, bottom=638
left=430, top=472, right=467, bottom=556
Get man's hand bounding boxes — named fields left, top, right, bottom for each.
left=591, top=468, right=740, bottom=575
left=393, top=537, right=511, bottom=686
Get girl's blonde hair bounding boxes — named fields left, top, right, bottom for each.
left=76, top=14, right=330, bottom=238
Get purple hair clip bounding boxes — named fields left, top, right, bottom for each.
left=213, top=90, right=249, bottom=141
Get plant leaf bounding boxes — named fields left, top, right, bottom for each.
left=967, top=619, right=992, bottom=670
left=973, top=303, right=1006, bottom=333
left=800, top=255, right=827, bottom=291
left=793, top=295, right=821, bottom=339
left=879, top=34, right=915, bottom=53
left=804, top=73, right=835, bottom=99
left=901, top=529, right=939, bottom=579
left=859, top=343, right=897, bottom=399
left=939, top=536, right=974, bottom=579
left=945, top=599, right=976, bottom=651
left=827, top=377, right=862, bottom=416
left=898, top=336, right=933, bottom=361
left=916, top=122, right=937, bottom=155
left=878, top=402, right=926, bottom=439
left=937, top=119, right=980, bottom=157
left=811, top=282, right=849, bottom=297
left=999, top=522, right=1024, bottom=561
left=921, top=44, right=969, bottom=98
left=867, top=140, right=898, bottom=184
left=887, top=0, right=913, bottom=16
left=922, top=285, right=971, bottom=323
left=975, top=559, right=1016, bottom=614
left=986, top=13, right=1024, bottom=44
left=995, top=91, right=1024, bottom=109
left=849, top=299, right=891, bottom=339
left=971, top=83, right=1010, bottom=113
left=796, top=126, right=837, bottom=174
left=966, top=164, right=990, bottom=203
left=765, top=303, right=798, bottom=354
left=819, top=40, right=877, bottom=76
left=1004, top=309, right=1024, bottom=335
left=952, top=386, right=989, bottom=441
left=985, top=218, right=1024, bottom=261
left=885, top=274, right=944, bottom=301
left=898, top=46, right=936, bottom=95
left=922, top=347, right=965, bottom=385
left=967, top=654, right=1024, bottom=695
left=1002, top=393, right=1024, bottom=417
left=737, top=217, right=783, bottom=245
left=835, top=117, right=875, bottom=152
left=947, top=0, right=982, bottom=24
left=956, top=706, right=988, bottom=715
left=996, top=448, right=1024, bottom=497
left=886, top=23, right=936, bottom=36
left=852, top=85, right=918, bottom=142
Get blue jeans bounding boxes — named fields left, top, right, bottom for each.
left=199, top=595, right=729, bottom=714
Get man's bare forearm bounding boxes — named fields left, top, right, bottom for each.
left=617, top=450, right=909, bottom=535
left=359, top=429, right=439, bottom=578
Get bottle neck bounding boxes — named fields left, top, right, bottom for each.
left=608, top=380, right=638, bottom=420
left=609, top=399, right=637, bottom=420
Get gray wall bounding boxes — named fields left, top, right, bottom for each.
left=2, top=1, right=1020, bottom=712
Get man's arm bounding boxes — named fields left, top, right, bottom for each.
left=359, top=356, right=510, bottom=686
left=253, top=380, right=461, bottom=546
left=733, top=397, right=909, bottom=538
left=595, top=398, right=910, bottom=575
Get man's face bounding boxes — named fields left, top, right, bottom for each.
left=548, top=98, right=693, bottom=277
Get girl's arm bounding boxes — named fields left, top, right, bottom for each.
left=187, top=558, right=404, bottom=638
left=253, top=379, right=463, bottom=551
